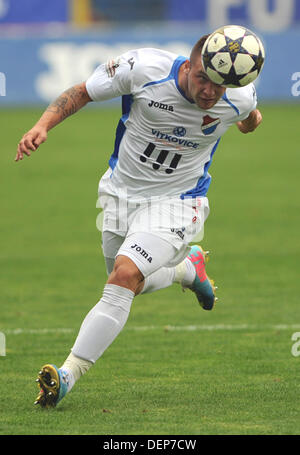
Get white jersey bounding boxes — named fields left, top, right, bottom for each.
left=86, top=48, right=257, bottom=201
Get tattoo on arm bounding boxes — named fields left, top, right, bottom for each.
left=46, top=85, right=88, bottom=121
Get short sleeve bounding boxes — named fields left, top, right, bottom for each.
left=85, top=50, right=138, bottom=102
left=85, top=48, right=178, bottom=103
left=235, top=84, right=258, bottom=121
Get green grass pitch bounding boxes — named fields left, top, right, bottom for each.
left=0, top=104, right=300, bottom=435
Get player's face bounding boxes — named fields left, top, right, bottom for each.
left=186, top=56, right=226, bottom=110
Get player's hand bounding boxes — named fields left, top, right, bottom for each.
left=236, top=109, right=262, bottom=134
left=15, top=126, right=48, bottom=162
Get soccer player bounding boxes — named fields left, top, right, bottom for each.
left=16, top=35, right=262, bottom=408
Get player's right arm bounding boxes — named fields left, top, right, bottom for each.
left=15, top=82, right=92, bottom=162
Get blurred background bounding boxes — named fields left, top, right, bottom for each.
left=0, top=0, right=300, bottom=104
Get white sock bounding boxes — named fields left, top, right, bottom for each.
left=60, top=352, right=93, bottom=392
left=174, top=257, right=196, bottom=287
left=141, top=267, right=176, bottom=294
left=71, top=284, right=134, bottom=364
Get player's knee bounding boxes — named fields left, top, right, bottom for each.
left=107, top=257, right=143, bottom=291
left=112, top=264, right=137, bottom=284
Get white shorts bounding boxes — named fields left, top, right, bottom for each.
left=97, top=170, right=210, bottom=277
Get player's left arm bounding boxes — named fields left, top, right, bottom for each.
left=236, top=108, right=262, bottom=134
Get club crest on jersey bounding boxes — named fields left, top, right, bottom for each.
left=201, top=115, right=221, bottom=136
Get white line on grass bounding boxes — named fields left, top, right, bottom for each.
left=2, top=324, right=300, bottom=335
left=3, top=328, right=74, bottom=335
left=131, top=323, right=300, bottom=331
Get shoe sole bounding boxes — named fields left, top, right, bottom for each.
left=34, top=364, right=60, bottom=408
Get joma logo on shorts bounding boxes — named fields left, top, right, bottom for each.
left=148, top=100, right=174, bottom=112
left=131, top=244, right=153, bottom=262
left=170, top=227, right=185, bottom=240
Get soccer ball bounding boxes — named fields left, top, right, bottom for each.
left=201, top=25, right=265, bottom=88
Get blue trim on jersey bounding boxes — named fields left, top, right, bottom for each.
left=180, top=138, right=221, bottom=199
left=142, top=56, right=193, bottom=103
left=222, top=92, right=240, bottom=116
left=173, top=57, right=194, bottom=103
left=109, top=94, right=133, bottom=170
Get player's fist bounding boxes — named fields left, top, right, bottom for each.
left=236, top=109, right=262, bottom=134
left=15, top=126, right=48, bottom=161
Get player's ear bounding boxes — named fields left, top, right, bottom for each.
left=184, top=60, right=191, bottom=74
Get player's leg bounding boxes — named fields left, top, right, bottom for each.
left=34, top=231, right=125, bottom=408
left=135, top=254, right=196, bottom=295
left=100, top=231, right=204, bottom=297
left=107, top=232, right=216, bottom=310
left=35, top=256, right=139, bottom=408
left=101, top=230, right=195, bottom=296
left=99, top=218, right=211, bottom=299
left=138, top=246, right=216, bottom=308
left=34, top=233, right=178, bottom=408
left=34, top=197, right=215, bottom=407
left=34, top=246, right=213, bottom=407
left=66, top=233, right=177, bottom=362
left=138, top=252, right=195, bottom=294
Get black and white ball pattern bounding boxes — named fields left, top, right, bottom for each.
left=201, top=25, right=265, bottom=88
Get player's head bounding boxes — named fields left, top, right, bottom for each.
left=181, top=35, right=226, bottom=110
left=189, top=35, right=210, bottom=67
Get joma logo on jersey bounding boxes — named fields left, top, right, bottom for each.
left=131, top=244, right=152, bottom=262
left=148, top=100, right=174, bottom=111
